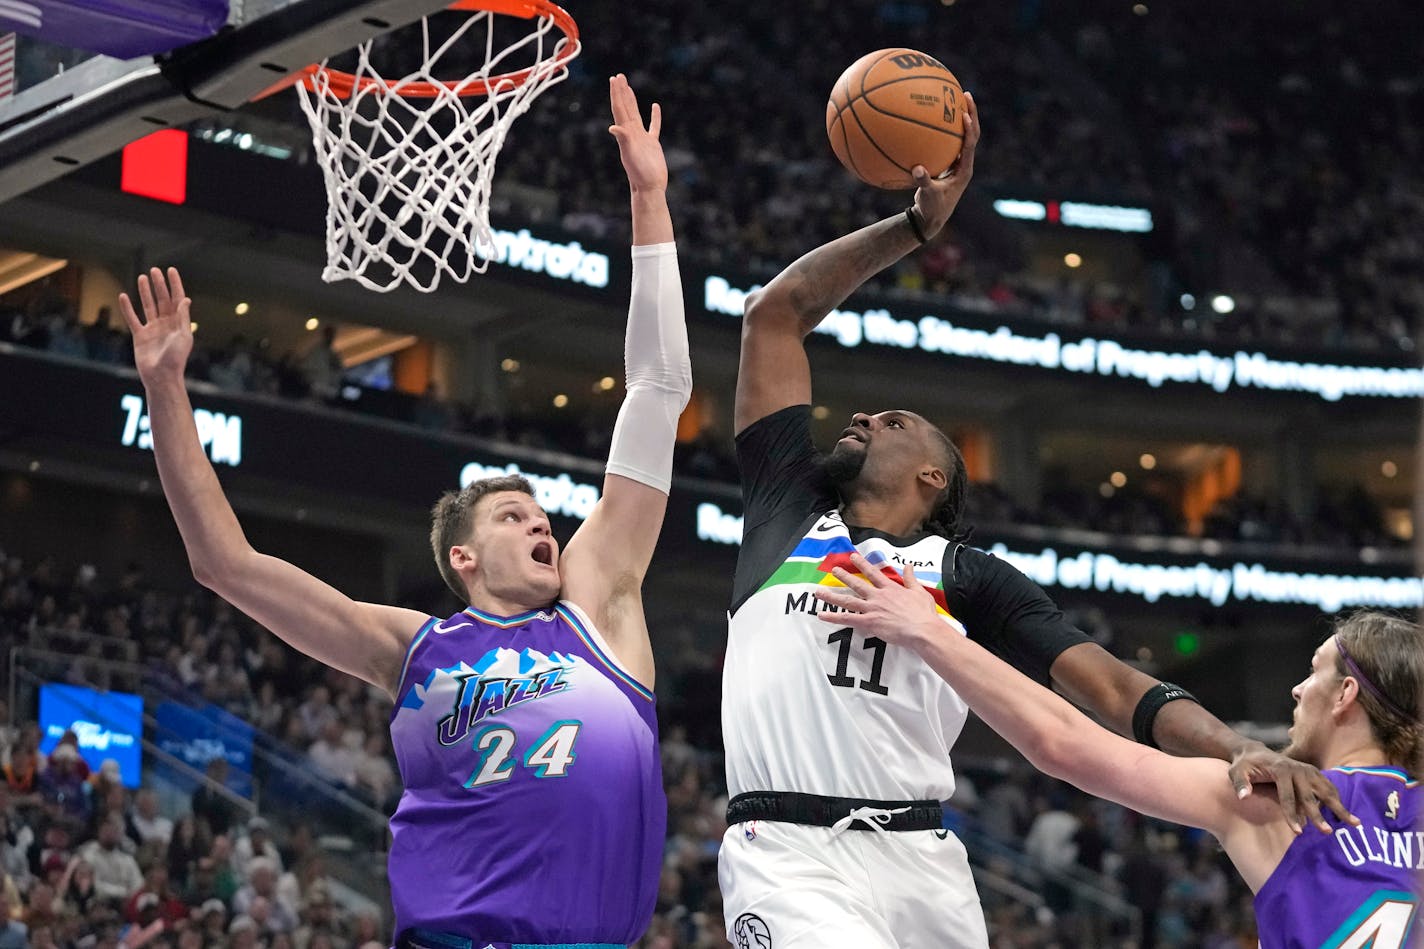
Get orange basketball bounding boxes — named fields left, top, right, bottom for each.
left=826, top=48, right=966, bottom=190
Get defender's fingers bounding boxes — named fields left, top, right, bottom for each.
left=649, top=102, right=661, bottom=139
left=847, top=552, right=888, bottom=586
left=814, top=608, right=870, bottom=627
left=829, top=566, right=876, bottom=598
left=813, top=588, right=862, bottom=611
left=608, top=74, right=631, bottom=124
left=117, top=293, right=143, bottom=332
left=1275, top=779, right=1302, bottom=835
left=149, top=267, right=172, bottom=312
left=1314, top=778, right=1358, bottom=826
left=1301, top=794, right=1331, bottom=834
left=902, top=563, right=923, bottom=589
left=167, top=267, right=187, bottom=303
left=136, top=275, right=158, bottom=322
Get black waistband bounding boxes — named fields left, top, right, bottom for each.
left=726, top=791, right=948, bottom=832
left=396, top=931, right=625, bottom=949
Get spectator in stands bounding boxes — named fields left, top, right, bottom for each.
left=163, top=816, right=206, bottom=892
left=190, top=758, right=239, bottom=838
left=300, top=327, right=344, bottom=402
left=3, top=745, right=38, bottom=798
left=306, top=722, right=357, bottom=789
left=20, top=881, right=59, bottom=929
left=352, top=733, right=397, bottom=813
left=197, top=897, right=227, bottom=941
left=78, top=815, right=143, bottom=903
left=232, top=816, right=282, bottom=878
left=38, top=743, right=89, bottom=824
left=0, top=889, right=26, bottom=949
left=55, top=856, right=98, bottom=916
left=295, top=686, right=337, bottom=743
left=232, top=858, right=298, bottom=933
left=126, top=790, right=172, bottom=848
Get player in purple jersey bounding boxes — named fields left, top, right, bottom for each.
left=120, top=74, right=689, bottom=949
left=819, top=561, right=1422, bottom=948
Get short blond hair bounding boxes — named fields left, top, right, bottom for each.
left=429, top=475, right=535, bottom=602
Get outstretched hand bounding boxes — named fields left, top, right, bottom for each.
left=1228, top=742, right=1358, bottom=834
left=608, top=73, right=667, bottom=193
left=812, top=552, right=944, bottom=647
left=118, top=267, right=193, bottom=383
left=912, top=90, right=980, bottom=238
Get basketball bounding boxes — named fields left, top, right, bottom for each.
left=826, top=48, right=966, bottom=190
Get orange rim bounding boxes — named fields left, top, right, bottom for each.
left=254, top=0, right=579, bottom=101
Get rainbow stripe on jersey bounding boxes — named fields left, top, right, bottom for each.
left=757, top=535, right=957, bottom=618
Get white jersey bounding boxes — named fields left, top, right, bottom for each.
left=724, top=510, right=969, bottom=801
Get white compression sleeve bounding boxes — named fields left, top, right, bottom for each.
left=605, top=242, right=692, bottom=495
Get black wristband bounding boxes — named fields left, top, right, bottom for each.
left=1131, top=682, right=1198, bottom=748
left=904, top=205, right=928, bottom=244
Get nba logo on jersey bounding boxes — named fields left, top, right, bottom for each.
left=732, top=913, right=772, bottom=949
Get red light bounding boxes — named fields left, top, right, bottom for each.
left=1046, top=201, right=1060, bottom=224
left=121, top=130, right=188, bottom=205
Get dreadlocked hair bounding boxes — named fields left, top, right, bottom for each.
left=923, top=428, right=971, bottom=542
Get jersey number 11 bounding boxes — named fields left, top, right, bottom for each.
left=826, top=628, right=890, bottom=695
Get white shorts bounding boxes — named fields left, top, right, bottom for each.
left=718, top=819, right=989, bottom=949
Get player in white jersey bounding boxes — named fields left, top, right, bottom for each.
left=720, top=91, right=1354, bottom=949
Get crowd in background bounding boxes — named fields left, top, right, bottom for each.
left=487, top=0, right=1420, bottom=353
left=0, top=543, right=1273, bottom=948
left=0, top=312, right=1405, bottom=552
left=7, top=2, right=1423, bottom=356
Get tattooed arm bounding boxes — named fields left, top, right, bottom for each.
left=733, top=94, right=980, bottom=435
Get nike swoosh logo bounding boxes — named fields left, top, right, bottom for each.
left=433, top=617, right=470, bottom=634
left=817, top=520, right=840, bottom=532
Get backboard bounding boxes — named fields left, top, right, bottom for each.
left=0, top=0, right=455, bottom=204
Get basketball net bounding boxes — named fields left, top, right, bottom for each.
left=294, top=3, right=579, bottom=293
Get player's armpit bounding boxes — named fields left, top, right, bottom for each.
left=557, top=473, right=661, bottom=690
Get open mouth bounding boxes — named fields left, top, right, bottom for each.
left=838, top=427, right=867, bottom=444
left=531, top=542, right=554, bottom=566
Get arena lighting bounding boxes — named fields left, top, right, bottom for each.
left=992, top=199, right=1046, bottom=221
left=1212, top=294, right=1236, bottom=314
left=703, top=275, right=1424, bottom=401
left=992, top=197, right=1154, bottom=233
left=990, top=544, right=1424, bottom=613
left=1180, top=293, right=1196, bottom=310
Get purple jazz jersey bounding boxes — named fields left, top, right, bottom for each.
left=1254, top=767, right=1420, bottom=948
left=388, top=601, right=665, bottom=944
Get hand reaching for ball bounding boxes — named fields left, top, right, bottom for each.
left=913, top=90, right=979, bottom=239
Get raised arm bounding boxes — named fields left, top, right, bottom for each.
left=812, top=554, right=1293, bottom=890
left=734, top=93, right=980, bottom=435
left=119, top=268, right=425, bottom=697
left=559, top=75, right=691, bottom=689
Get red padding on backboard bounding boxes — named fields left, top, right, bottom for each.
left=121, top=129, right=188, bottom=205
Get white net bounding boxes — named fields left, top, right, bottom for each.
left=296, top=6, right=578, bottom=293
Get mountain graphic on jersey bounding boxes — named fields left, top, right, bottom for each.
left=396, top=646, right=580, bottom=746
left=757, top=535, right=957, bottom=619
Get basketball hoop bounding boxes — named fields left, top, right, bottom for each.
left=288, top=0, right=580, bottom=293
